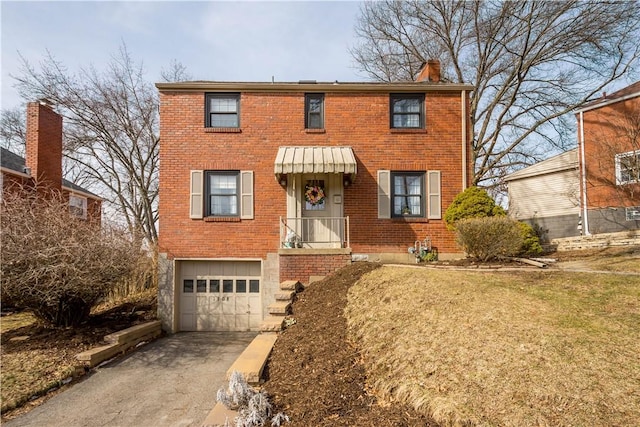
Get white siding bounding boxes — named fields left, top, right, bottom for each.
left=508, top=169, right=580, bottom=219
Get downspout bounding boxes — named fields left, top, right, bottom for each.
left=461, top=90, right=468, bottom=190
left=579, top=111, right=590, bottom=235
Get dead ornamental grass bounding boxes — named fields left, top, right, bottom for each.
left=346, top=267, right=640, bottom=426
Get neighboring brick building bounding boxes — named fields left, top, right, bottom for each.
left=576, top=81, right=640, bottom=234
left=156, top=61, right=474, bottom=332
left=0, top=101, right=102, bottom=223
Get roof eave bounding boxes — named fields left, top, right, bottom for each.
left=575, top=91, right=640, bottom=114
left=155, top=81, right=475, bottom=93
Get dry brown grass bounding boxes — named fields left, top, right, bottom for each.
left=346, top=267, right=640, bottom=426
left=0, top=312, right=36, bottom=334
left=555, top=246, right=640, bottom=273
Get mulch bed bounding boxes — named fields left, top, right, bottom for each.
left=264, top=262, right=439, bottom=426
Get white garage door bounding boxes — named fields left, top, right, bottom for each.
left=179, top=261, right=262, bottom=331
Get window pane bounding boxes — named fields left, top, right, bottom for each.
left=393, top=196, right=421, bottom=215
left=183, top=279, right=194, bottom=293
left=393, top=98, right=420, bottom=113
left=210, top=279, right=220, bottom=293
left=309, top=98, right=322, bottom=113
left=210, top=195, right=238, bottom=215
left=249, top=280, right=260, bottom=293
left=308, top=113, right=322, bottom=129
left=223, top=279, right=233, bottom=293
left=393, top=114, right=420, bottom=128
left=197, top=279, right=207, bottom=293
left=210, top=174, right=237, bottom=194
left=210, top=114, right=238, bottom=128
left=210, top=98, right=237, bottom=113
left=236, top=279, right=247, bottom=293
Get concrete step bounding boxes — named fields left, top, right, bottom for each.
left=274, top=290, right=296, bottom=301
left=201, top=402, right=237, bottom=427
left=259, top=316, right=285, bottom=332
left=280, top=280, right=303, bottom=292
left=226, top=332, right=278, bottom=385
left=268, top=300, right=291, bottom=315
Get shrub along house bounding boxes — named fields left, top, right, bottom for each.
left=0, top=101, right=101, bottom=223
left=156, top=61, right=474, bottom=332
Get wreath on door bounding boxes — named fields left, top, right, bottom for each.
left=305, top=183, right=326, bottom=206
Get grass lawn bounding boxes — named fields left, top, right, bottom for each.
left=346, top=267, right=640, bottom=426
left=555, top=246, right=640, bottom=273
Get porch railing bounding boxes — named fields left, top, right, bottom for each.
left=280, top=216, right=350, bottom=248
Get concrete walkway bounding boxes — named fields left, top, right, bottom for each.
left=5, top=332, right=257, bottom=427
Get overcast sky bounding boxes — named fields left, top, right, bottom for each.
left=1, top=1, right=366, bottom=111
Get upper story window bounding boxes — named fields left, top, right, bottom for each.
left=390, top=94, right=425, bottom=129
left=305, top=93, right=324, bottom=129
left=206, top=171, right=240, bottom=216
left=615, top=150, right=640, bottom=185
left=69, top=194, right=87, bottom=219
left=206, top=93, right=240, bottom=128
left=391, top=172, right=425, bottom=217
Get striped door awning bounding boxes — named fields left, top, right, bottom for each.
left=274, top=146, right=357, bottom=178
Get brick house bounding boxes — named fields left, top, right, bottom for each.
left=576, top=81, right=640, bottom=234
left=0, top=101, right=102, bottom=222
left=156, top=61, right=474, bottom=333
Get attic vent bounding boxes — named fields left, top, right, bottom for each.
left=298, top=80, right=317, bottom=84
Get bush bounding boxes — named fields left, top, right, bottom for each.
left=444, top=186, right=506, bottom=230
left=518, top=222, right=544, bottom=257
left=0, top=184, right=144, bottom=327
left=455, top=216, right=524, bottom=261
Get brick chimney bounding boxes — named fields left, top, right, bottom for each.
left=416, top=59, right=441, bottom=83
left=25, top=100, right=63, bottom=192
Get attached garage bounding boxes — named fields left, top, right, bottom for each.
left=178, top=260, right=262, bottom=331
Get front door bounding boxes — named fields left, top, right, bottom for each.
left=299, top=174, right=343, bottom=248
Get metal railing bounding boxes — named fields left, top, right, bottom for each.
left=280, top=216, right=350, bottom=248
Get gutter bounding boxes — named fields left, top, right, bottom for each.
left=579, top=111, right=590, bottom=236
left=575, top=91, right=640, bottom=114
left=461, top=91, right=468, bottom=190
left=156, top=81, right=475, bottom=93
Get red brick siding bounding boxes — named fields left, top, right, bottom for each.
left=26, top=102, right=62, bottom=193
left=159, top=90, right=470, bottom=259
left=580, top=96, right=640, bottom=208
left=279, top=253, right=351, bottom=284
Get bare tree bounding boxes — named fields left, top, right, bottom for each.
left=160, top=59, right=192, bottom=83
left=12, top=44, right=160, bottom=243
left=351, top=0, right=640, bottom=187
left=0, top=107, right=26, bottom=156
left=0, top=182, right=143, bottom=327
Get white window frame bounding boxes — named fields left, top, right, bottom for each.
left=69, top=194, right=87, bottom=219
left=615, top=150, right=640, bottom=185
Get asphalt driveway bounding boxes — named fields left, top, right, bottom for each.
left=5, top=332, right=257, bottom=427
